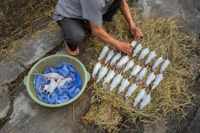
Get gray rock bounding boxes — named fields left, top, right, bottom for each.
left=198, top=78, right=200, bottom=83
left=0, top=82, right=100, bottom=133
left=0, top=85, right=38, bottom=132
left=186, top=108, right=200, bottom=133
left=134, top=0, right=200, bottom=35
left=145, top=121, right=167, bottom=133
left=0, top=60, right=25, bottom=85
left=190, top=56, right=200, bottom=81
left=37, top=30, right=63, bottom=53
left=194, top=0, right=200, bottom=10
left=191, top=85, right=200, bottom=107
left=0, top=39, right=100, bottom=132
left=14, top=39, right=45, bottom=68
left=0, top=85, right=10, bottom=119
left=56, top=48, right=68, bottom=55
left=14, top=30, right=63, bottom=68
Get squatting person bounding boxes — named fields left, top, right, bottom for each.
left=53, top=0, right=143, bottom=56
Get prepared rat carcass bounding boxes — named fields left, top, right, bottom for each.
left=40, top=84, right=49, bottom=92
left=130, top=40, right=137, bottom=48
left=143, top=72, right=155, bottom=88
left=57, top=77, right=72, bottom=89
left=152, top=56, right=164, bottom=71
left=132, top=36, right=144, bottom=58
left=102, top=68, right=116, bottom=87
left=138, top=37, right=149, bottom=61
left=91, top=61, right=102, bottom=79
left=122, top=59, right=134, bottom=74
left=109, top=72, right=123, bottom=92
left=96, top=65, right=108, bottom=83
left=135, top=66, right=148, bottom=82
left=151, top=45, right=166, bottom=71
left=139, top=92, right=151, bottom=110
left=128, top=64, right=142, bottom=80
left=117, top=78, right=130, bottom=95
left=110, top=52, right=121, bottom=66
left=97, top=45, right=109, bottom=61
left=145, top=47, right=163, bottom=65
left=33, top=73, right=65, bottom=82
left=47, top=79, right=58, bottom=100
left=104, top=48, right=115, bottom=65
left=151, top=73, right=163, bottom=91
left=124, top=83, right=138, bottom=100
left=115, top=55, right=129, bottom=70
left=133, top=88, right=146, bottom=107
left=160, top=46, right=170, bottom=74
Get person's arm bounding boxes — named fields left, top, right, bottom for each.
left=89, top=21, right=132, bottom=54
left=120, top=0, right=143, bottom=41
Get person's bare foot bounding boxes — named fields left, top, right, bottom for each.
left=64, top=40, right=79, bottom=56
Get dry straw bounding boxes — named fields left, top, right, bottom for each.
left=0, top=0, right=56, bottom=58
left=82, top=9, right=199, bottom=132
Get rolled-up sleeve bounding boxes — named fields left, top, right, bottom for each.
left=80, top=0, right=103, bottom=26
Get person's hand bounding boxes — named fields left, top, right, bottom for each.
left=130, top=27, right=143, bottom=41
left=116, top=41, right=133, bottom=54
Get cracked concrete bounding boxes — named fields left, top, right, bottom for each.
left=0, top=85, right=10, bottom=119
left=14, top=38, right=45, bottom=68
left=0, top=42, right=100, bottom=132
left=5, top=92, right=38, bottom=130
left=186, top=108, right=200, bottom=133
left=0, top=60, right=25, bottom=85
left=0, top=30, right=63, bottom=85
left=37, top=30, right=63, bottom=53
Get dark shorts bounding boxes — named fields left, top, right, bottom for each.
left=57, top=0, right=122, bottom=51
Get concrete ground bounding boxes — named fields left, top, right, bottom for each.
left=0, top=0, right=200, bottom=133
left=0, top=38, right=102, bottom=133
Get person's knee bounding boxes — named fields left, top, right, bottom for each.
left=65, top=32, right=85, bottom=46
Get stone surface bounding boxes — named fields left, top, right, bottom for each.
left=14, top=29, right=64, bottom=68
left=14, top=38, right=45, bottom=68
left=0, top=39, right=100, bottom=132
left=144, top=103, right=198, bottom=133
left=166, top=105, right=198, bottom=133
left=0, top=85, right=10, bottom=119
left=190, top=56, right=200, bottom=81
left=186, top=108, right=200, bottom=133
left=0, top=60, right=25, bottom=85
left=190, top=84, right=200, bottom=107
left=133, top=0, right=200, bottom=34
left=56, top=48, right=68, bottom=55
left=194, top=0, right=200, bottom=10
left=37, top=30, right=63, bottom=53
left=145, top=121, right=167, bottom=133
left=0, top=82, right=101, bottom=133
left=7, top=91, right=38, bottom=129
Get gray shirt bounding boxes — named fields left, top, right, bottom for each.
left=53, top=0, right=114, bottom=26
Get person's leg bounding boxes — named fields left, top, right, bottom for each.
left=103, top=0, right=122, bottom=22
left=57, top=18, right=86, bottom=55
